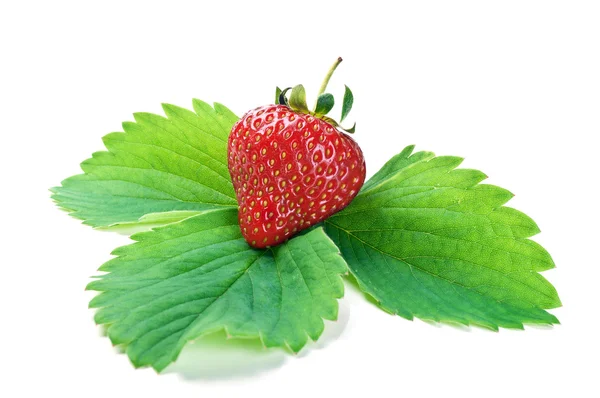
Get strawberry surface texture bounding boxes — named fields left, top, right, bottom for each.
left=228, top=104, right=366, bottom=248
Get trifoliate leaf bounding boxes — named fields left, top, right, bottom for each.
left=51, top=100, right=238, bottom=229
left=325, top=145, right=560, bottom=330
left=88, top=208, right=347, bottom=372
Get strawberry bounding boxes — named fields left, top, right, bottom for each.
left=227, top=58, right=366, bottom=248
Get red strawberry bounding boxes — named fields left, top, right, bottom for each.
left=227, top=58, right=366, bottom=248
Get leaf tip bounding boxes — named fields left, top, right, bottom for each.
left=341, top=85, right=354, bottom=122
left=85, top=281, right=97, bottom=293
left=160, top=102, right=179, bottom=116
left=192, top=98, right=209, bottom=108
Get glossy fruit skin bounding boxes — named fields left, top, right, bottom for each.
left=227, top=104, right=366, bottom=248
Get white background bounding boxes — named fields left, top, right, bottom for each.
left=2, top=1, right=599, bottom=397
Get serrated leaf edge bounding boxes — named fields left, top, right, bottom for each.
left=87, top=217, right=348, bottom=372
left=326, top=145, right=561, bottom=331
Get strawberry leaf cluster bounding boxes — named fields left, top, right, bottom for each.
left=52, top=100, right=561, bottom=372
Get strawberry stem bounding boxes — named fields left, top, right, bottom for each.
left=317, top=57, right=343, bottom=97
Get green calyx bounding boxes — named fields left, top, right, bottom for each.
left=275, top=57, right=356, bottom=134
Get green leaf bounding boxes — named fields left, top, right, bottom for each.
left=340, top=85, right=354, bottom=122
left=278, top=87, right=292, bottom=106
left=275, top=86, right=282, bottom=104
left=325, top=146, right=560, bottom=330
left=342, top=122, right=356, bottom=134
left=288, top=84, right=310, bottom=113
left=51, top=100, right=239, bottom=228
left=314, top=93, right=335, bottom=116
left=88, top=208, right=347, bottom=371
